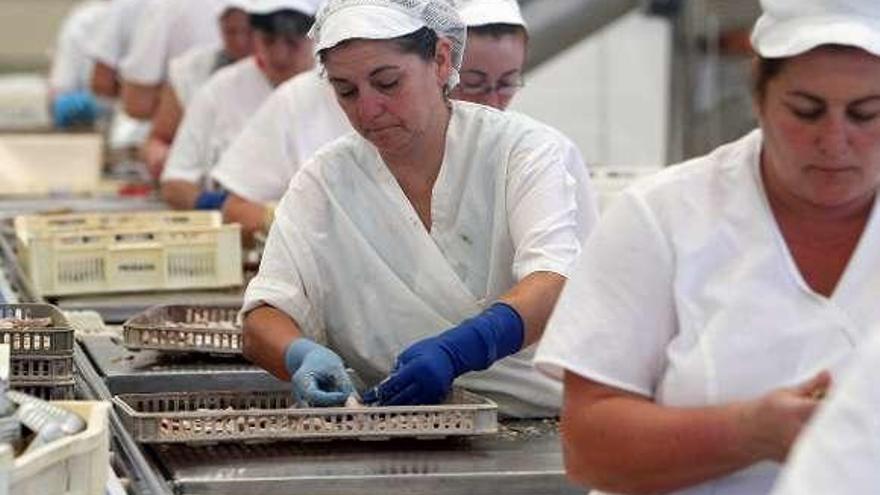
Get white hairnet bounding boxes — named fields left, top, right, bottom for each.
left=244, top=0, right=324, bottom=16
left=456, top=0, right=526, bottom=29
left=309, top=0, right=466, bottom=89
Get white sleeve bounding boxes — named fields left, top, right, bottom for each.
left=49, top=16, right=86, bottom=92
left=534, top=190, right=677, bottom=397
left=119, top=0, right=170, bottom=85
left=506, top=130, right=582, bottom=280
left=168, top=53, right=194, bottom=107
left=558, top=134, right=601, bottom=244
left=771, top=332, right=880, bottom=495
left=212, top=90, right=296, bottom=203
left=242, top=176, right=326, bottom=341
left=161, top=87, right=216, bottom=184
left=86, top=1, right=126, bottom=66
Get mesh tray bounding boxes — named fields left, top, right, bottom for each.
left=114, top=389, right=498, bottom=444
left=10, top=352, right=74, bottom=382
left=0, top=304, right=74, bottom=354
left=11, top=381, right=76, bottom=401
left=123, top=305, right=241, bottom=355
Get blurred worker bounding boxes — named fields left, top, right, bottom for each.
left=160, top=0, right=320, bottom=211
left=534, top=0, right=880, bottom=493
left=119, top=0, right=228, bottom=120
left=771, top=326, right=880, bottom=495
left=214, top=0, right=596, bottom=242
left=49, top=0, right=110, bottom=128
left=242, top=0, right=595, bottom=417
left=142, top=0, right=254, bottom=179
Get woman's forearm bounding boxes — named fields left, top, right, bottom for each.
left=242, top=305, right=304, bottom=380
left=499, top=271, right=566, bottom=345
left=159, top=180, right=201, bottom=210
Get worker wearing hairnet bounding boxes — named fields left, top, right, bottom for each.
left=119, top=0, right=227, bottom=120
left=142, top=0, right=254, bottom=180
left=160, top=0, right=320, bottom=211
left=49, top=0, right=110, bottom=128
left=534, top=0, right=880, bottom=493
left=213, top=0, right=596, bottom=244
left=241, top=0, right=589, bottom=417
left=771, top=326, right=880, bottom=495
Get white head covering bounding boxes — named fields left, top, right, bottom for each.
left=244, top=0, right=324, bottom=15
left=309, top=0, right=466, bottom=88
left=751, top=0, right=880, bottom=58
left=456, top=0, right=526, bottom=29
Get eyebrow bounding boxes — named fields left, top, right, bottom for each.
left=786, top=91, right=880, bottom=106
left=328, top=65, right=402, bottom=85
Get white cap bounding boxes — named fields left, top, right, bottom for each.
left=244, top=0, right=323, bottom=16
left=310, top=0, right=466, bottom=88
left=457, top=0, right=526, bottom=29
left=751, top=0, right=880, bottom=58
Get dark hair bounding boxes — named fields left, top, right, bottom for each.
left=752, top=44, right=866, bottom=99
left=468, top=23, right=528, bottom=42
left=318, top=26, right=439, bottom=63
left=249, top=10, right=315, bottom=38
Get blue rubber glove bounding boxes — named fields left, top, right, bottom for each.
left=52, top=90, right=98, bottom=128
left=194, top=190, right=228, bottom=210
left=285, top=338, right=355, bottom=407
left=362, top=302, right=525, bottom=406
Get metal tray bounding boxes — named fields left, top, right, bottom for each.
left=123, top=305, right=241, bottom=355
left=114, top=389, right=498, bottom=444
left=0, top=304, right=74, bottom=354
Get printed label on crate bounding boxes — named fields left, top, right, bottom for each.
left=0, top=343, right=8, bottom=380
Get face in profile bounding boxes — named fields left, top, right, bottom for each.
left=451, top=30, right=527, bottom=110
left=323, top=37, right=453, bottom=157
left=758, top=46, right=880, bottom=211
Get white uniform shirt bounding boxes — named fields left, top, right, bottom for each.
left=244, top=101, right=595, bottom=417
left=162, top=57, right=273, bottom=186
left=771, top=328, right=880, bottom=495
left=120, top=0, right=224, bottom=85
left=50, top=0, right=109, bottom=93
left=168, top=44, right=225, bottom=108
left=535, top=129, right=880, bottom=495
left=211, top=69, right=351, bottom=202
left=87, top=0, right=152, bottom=68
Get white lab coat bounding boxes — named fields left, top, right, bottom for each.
left=50, top=0, right=109, bottom=93
left=211, top=69, right=351, bottom=202
left=168, top=44, right=225, bottom=108
left=119, top=0, right=224, bottom=85
left=161, top=57, right=272, bottom=186
left=534, top=129, right=880, bottom=495
left=86, top=0, right=153, bottom=69
left=771, top=328, right=880, bottom=495
left=244, top=101, right=595, bottom=417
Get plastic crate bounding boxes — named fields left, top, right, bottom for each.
left=15, top=211, right=243, bottom=296
left=11, top=382, right=77, bottom=401
left=123, top=304, right=241, bottom=355
left=0, top=133, right=102, bottom=196
left=10, top=354, right=74, bottom=382
left=0, top=304, right=74, bottom=355
left=12, top=401, right=110, bottom=495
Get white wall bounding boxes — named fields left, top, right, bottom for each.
left=511, top=10, right=671, bottom=168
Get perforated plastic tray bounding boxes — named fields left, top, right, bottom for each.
left=12, top=381, right=76, bottom=401
left=10, top=353, right=74, bottom=382
left=123, top=305, right=241, bottom=355
left=114, top=389, right=498, bottom=444
left=0, top=304, right=74, bottom=355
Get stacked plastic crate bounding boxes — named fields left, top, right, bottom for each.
left=1, top=304, right=75, bottom=400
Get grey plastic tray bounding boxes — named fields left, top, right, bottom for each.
left=0, top=304, right=74, bottom=354
left=114, top=389, right=498, bottom=444
left=123, top=305, right=241, bottom=355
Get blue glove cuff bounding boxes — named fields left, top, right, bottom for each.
left=195, top=190, right=228, bottom=210
left=441, top=302, right=525, bottom=375
left=283, top=338, right=321, bottom=376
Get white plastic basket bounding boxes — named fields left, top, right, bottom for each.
left=15, top=211, right=243, bottom=296
left=12, top=401, right=110, bottom=495
left=0, top=133, right=102, bottom=196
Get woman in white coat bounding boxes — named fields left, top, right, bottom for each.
left=534, top=0, right=880, bottom=493
left=242, top=0, right=588, bottom=417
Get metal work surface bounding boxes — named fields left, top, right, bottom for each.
left=150, top=419, right=580, bottom=495
left=80, top=335, right=288, bottom=395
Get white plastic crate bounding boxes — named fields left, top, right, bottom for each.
left=11, top=401, right=110, bottom=495
left=15, top=211, right=243, bottom=296
left=0, top=133, right=102, bottom=196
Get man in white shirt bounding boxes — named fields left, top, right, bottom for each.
left=160, top=0, right=321, bottom=211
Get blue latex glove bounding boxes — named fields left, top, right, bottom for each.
left=194, top=190, right=228, bottom=210
left=285, top=338, right=355, bottom=407
left=362, top=302, right=525, bottom=406
left=52, top=90, right=98, bottom=128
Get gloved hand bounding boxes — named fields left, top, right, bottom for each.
left=285, top=338, right=355, bottom=407
left=52, top=90, right=99, bottom=128
left=362, top=302, right=525, bottom=406
left=195, top=190, right=228, bottom=210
